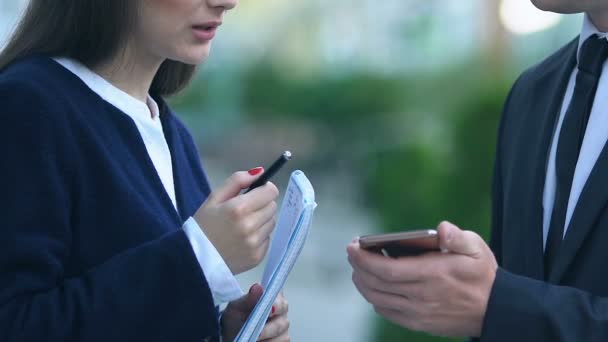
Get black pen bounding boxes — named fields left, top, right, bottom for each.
left=245, top=151, right=292, bottom=193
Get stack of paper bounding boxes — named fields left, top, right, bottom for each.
left=235, top=171, right=317, bottom=342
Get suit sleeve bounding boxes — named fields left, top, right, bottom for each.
left=467, top=76, right=511, bottom=342
left=480, top=268, right=608, bottom=341
left=0, top=81, right=219, bottom=341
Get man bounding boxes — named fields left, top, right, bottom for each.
left=348, top=1, right=608, bottom=341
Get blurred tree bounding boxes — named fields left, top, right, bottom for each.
left=366, top=63, right=513, bottom=341
left=239, top=63, right=413, bottom=167
left=481, top=0, right=509, bottom=69
left=236, top=59, right=514, bottom=342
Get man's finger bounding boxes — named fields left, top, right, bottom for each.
left=347, top=242, right=425, bottom=283
left=352, top=271, right=415, bottom=312
left=351, top=267, right=415, bottom=298
left=374, top=306, right=417, bottom=331
left=437, top=221, right=483, bottom=257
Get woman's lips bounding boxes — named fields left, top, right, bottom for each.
left=192, top=23, right=220, bottom=41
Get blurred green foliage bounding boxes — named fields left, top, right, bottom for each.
left=368, top=64, right=512, bottom=235
left=235, top=59, right=514, bottom=341
left=241, top=63, right=409, bottom=130
left=368, top=63, right=513, bottom=342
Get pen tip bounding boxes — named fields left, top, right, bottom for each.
left=283, top=151, right=293, bottom=160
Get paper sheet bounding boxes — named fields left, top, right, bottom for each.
left=235, top=171, right=316, bottom=342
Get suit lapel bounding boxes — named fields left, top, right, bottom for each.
left=519, top=40, right=578, bottom=280
left=549, top=114, right=608, bottom=283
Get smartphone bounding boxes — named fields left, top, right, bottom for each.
left=359, top=229, right=439, bottom=257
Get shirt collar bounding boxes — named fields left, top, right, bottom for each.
left=53, top=57, right=160, bottom=121
left=578, top=14, right=608, bottom=62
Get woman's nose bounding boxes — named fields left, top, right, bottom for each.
left=207, top=0, right=238, bottom=11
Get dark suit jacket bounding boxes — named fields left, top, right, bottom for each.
left=475, top=37, right=608, bottom=341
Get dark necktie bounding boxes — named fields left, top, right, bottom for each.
left=544, top=35, right=608, bottom=279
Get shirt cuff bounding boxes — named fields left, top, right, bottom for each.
left=182, top=217, right=244, bottom=306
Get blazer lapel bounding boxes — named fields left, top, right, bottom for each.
left=519, top=39, right=578, bottom=281
left=158, top=103, right=187, bottom=222
left=549, top=124, right=608, bottom=282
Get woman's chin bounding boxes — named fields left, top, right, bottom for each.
left=173, top=47, right=211, bottom=66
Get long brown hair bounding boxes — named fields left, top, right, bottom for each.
left=0, top=0, right=196, bottom=96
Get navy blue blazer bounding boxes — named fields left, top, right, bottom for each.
left=0, top=57, right=219, bottom=341
left=476, top=37, right=608, bottom=341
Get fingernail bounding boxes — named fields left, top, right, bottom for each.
left=248, top=167, right=264, bottom=176
left=447, top=230, right=453, bottom=242
left=271, top=306, right=276, bottom=315
left=249, top=285, right=255, bottom=294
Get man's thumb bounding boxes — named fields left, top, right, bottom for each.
left=438, top=221, right=481, bottom=256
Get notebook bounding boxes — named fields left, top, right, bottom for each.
left=235, top=170, right=317, bottom=342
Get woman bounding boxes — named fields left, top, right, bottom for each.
left=0, top=1, right=289, bottom=341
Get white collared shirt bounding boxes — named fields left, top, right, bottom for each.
left=542, top=15, right=608, bottom=248
left=54, top=58, right=243, bottom=304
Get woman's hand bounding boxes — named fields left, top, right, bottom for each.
left=194, top=168, right=279, bottom=274
left=222, top=284, right=290, bottom=342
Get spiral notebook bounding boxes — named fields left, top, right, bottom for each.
left=235, top=171, right=317, bottom=342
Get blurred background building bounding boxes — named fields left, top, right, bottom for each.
left=0, top=1, right=583, bottom=341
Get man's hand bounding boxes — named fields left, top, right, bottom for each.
left=222, top=284, right=290, bottom=342
left=347, top=221, right=498, bottom=337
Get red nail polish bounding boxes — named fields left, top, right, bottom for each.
left=248, top=167, right=263, bottom=176
left=271, top=306, right=276, bottom=315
